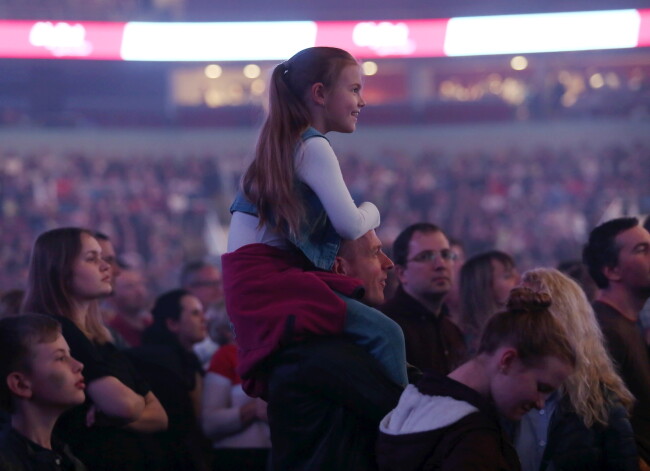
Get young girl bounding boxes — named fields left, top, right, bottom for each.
left=222, top=47, right=406, bottom=396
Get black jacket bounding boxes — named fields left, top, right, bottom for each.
left=539, top=393, right=639, bottom=471
left=266, top=336, right=403, bottom=471
left=0, top=426, right=86, bottom=471
left=380, top=286, right=467, bottom=374
left=377, top=372, right=520, bottom=471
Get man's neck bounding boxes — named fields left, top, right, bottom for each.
left=403, top=287, right=445, bottom=316
left=11, top=406, right=59, bottom=450
left=596, top=287, right=647, bottom=322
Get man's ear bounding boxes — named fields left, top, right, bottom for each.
left=395, top=264, right=407, bottom=285
left=165, top=318, right=180, bottom=335
left=496, top=348, right=518, bottom=375
left=332, top=256, right=349, bottom=276
left=7, top=372, right=32, bottom=400
left=310, top=82, right=327, bottom=106
left=602, top=264, right=622, bottom=283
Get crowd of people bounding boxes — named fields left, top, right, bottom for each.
left=0, top=216, right=648, bottom=470
left=1, top=137, right=648, bottom=294
left=0, top=46, right=649, bottom=471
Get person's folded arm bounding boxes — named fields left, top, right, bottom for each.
left=86, top=376, right=146, bottom=423
left=201, top=372, right=251, bottom=439
left=125, top=391, right=168, bottom=432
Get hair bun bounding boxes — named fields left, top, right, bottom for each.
left=506, top=287, right=552, bottom=314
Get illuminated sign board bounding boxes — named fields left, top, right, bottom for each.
left=0, top=9, right=648, bottom=61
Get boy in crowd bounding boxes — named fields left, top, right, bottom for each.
left=0, top=314, right=87, bottom=470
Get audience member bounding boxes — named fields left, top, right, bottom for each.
left=266, top=230, right=403, bottom=471
left=106, top=267, right=153, bottom=348
left=93, top=231, right=132, bottom=348
left=181, top=261, right=223, bottom=366
left=583, top=217, right=650, bottom=468
left=20, top=227, right=168, bottom=471
left=444, top=236, right=466, bottom=325
left=128, top=289, right=211, bottom=471
left=0, top=314, right=87, bottom=471
left=377, top=288, right=576, bottom=471
left=202, top=304, right=270, bottom=471
left=0, top=289, right=24, bottom=319
left=380, top=222, right=467, bottom=373
left=181, top=260, right=224, bottom=311
left=1, top=140, right=648, bottom=292
left=517, top=268, right=638, bottom=471
left=459, top=250, right=520, bottom=355
left=641, top=215, right=650, bottom=346
left=93, top=231, right=122, bottom=288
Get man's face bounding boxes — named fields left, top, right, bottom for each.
left=23, top=334, right=86, bottom=410
left=96, top=239, right=121, bottom=287
left=608, top=225, right=650, bottom=296
left=186, top=266, right=223, bottom=308
left=397, top=230, right=454, bottom=301
left=167, top=295, right=207, bottom=349
left=114, top=269, right=150, bottom=315
left=339, top=230, right=394, bottom=306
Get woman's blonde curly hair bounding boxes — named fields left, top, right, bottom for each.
left=521, top=267, right=634, bottom=427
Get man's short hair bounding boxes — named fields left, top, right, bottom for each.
left=0, top=314, right=61, bottom=411
left=180, top=260, right=211, bottom=287
left=93, top=231, right=110, bottom=241
left=582, top=217, right=639, bottom=289
left=392, top=223, right=443, bottom=266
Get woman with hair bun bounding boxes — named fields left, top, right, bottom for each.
left=516, top=268, right=638, bottom=471
left=377, top=288, right=576, bottom=471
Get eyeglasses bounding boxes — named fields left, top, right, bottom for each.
left=407, top=249, right=458, bottom=264
left=190, top=280, right=222, bottom=288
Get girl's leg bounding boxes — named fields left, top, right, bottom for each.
left=338, top=293, right=408, bottom=387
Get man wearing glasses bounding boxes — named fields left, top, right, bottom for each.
left=380, top=223, right=467, bottom=374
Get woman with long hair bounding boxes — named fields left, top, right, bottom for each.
left=516, top=268, right=638, bottom=471
left=459, top=250, right=519, bottom=355
left=21, top=227, right=167, bottom=470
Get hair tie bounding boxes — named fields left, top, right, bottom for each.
left=282, top=62, right=290, bottom=76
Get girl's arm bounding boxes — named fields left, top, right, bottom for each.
left=297, top=138, right=380, bottom=240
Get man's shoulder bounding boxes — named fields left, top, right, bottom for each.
left=267, top=335, right=401, bottom=400
left=592, top=300, right=622, bottom=318
left=592, top=301, right=635, bottom=335
left=380, top=288, right=418, bottom=317
left=270, top=336, right=377, bottom=372
left=380, top=290, right=451, bottom=324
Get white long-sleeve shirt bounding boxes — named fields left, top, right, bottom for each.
left=227, top=136, right=379, bottom=253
